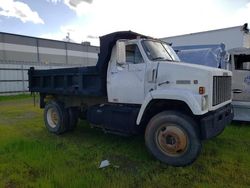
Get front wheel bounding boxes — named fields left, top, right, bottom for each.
left=145, top=111, right=201, bottom=166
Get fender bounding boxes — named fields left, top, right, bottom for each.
left=136, top=89, right=208, bottom=125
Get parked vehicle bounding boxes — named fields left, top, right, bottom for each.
left=28, top=31, right=233, bottom=166
left=229, top=47, right=250, bottom=121
left=174, top=45, right=250, bottom=122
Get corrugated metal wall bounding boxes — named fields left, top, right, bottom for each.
left=0, top=32, right=100, bottom=95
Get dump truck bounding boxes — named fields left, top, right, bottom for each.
left=28, top=31, right=233, bottom=166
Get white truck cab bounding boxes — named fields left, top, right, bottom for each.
left=108, top=38, right=232, bottom=118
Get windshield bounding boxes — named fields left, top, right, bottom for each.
left=142, top=40, right=180, bottom=62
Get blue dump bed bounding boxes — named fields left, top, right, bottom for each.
left=28, top=31, right=150, bottom=97
left=28, top=66, right=104, bottom=96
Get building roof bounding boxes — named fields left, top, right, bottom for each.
left=163, top=23, right=249, bottom=39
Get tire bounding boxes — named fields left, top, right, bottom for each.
left=44, top=101, right=68, bottom=135
left=145, top=111, right=201, bottom=167
left=66, top=107, right=79, bottom=131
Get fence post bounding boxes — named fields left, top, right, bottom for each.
left=21, top=64, right=25, bottom=94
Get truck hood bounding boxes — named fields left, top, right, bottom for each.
left=156, top=61, right=232, bottom=94
left=158, top=61, right=231, bottom=76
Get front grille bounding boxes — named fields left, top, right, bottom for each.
left=212, top=76, right=232, bottom=106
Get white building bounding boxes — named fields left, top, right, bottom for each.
left=162, top=23, right=250, bottom=50
left=0, top=32, right=99, bottom=95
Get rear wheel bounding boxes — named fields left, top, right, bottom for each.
left=44, top=101, right=68, bottom=134
left=145, top=111, right=201, bottom=166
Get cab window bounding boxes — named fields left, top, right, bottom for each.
left=234, top=55, right=250, bottom=71
left=126, top=44, right=144, bottom=64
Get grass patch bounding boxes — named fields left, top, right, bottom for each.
left=0, top=94, right=32, bottom=102
left=0, top=96, right=250, bottom=187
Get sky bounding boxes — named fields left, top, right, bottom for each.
left=0, top=0, right=250, bottom=46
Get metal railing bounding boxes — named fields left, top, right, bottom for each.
left=0, top=61, right=80, bottom=95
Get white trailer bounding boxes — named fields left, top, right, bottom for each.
left=162, top=23, right=250, bottom=122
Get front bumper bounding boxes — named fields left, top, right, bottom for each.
left=200, top=104, right=233, bottom=140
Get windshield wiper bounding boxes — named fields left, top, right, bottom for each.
left=152, top=57, right=173, bottom=61
left=152, top=57, right=166, bottom=60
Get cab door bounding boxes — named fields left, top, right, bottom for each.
left=108, top=43, right=146, bottom=104
left=232, top=54, right=250, bottom=101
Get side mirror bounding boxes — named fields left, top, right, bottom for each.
left=224, top=52, right=230, bottom=63
left=116, top=40, right=126, bottom=65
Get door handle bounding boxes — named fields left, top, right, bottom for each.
left=152, top=69, right=156, bottom=81
left=147, top=69, right=156, bottom=82
left=233, top=89, right=243, bottom=93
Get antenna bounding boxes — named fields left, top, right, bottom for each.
left=64, top=29, right=75, bottom=42
left=65, top=32, right=70, bottom=42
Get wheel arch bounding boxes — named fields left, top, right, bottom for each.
left=137, top=99, right=195, bottom=127
left=40, top=93, right=57, bottom=108
left=136, top=89, right=206, bottom=126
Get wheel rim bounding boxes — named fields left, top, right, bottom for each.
left=47, top=107, right=59, bottom=128
left=156, top=124, right=188, bottom=157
